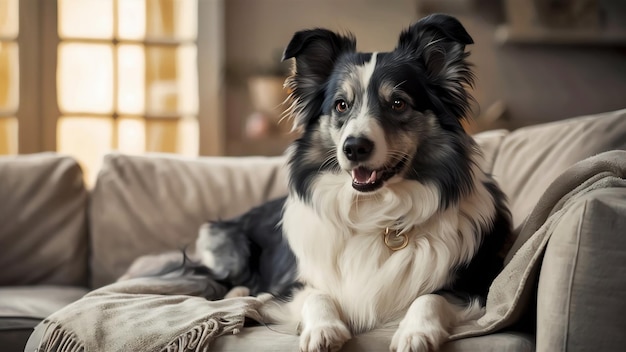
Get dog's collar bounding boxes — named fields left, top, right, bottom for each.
left=383, top=227, right=409, bottom=251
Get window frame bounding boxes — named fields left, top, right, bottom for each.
left=14, top=0, right=224, bottom=156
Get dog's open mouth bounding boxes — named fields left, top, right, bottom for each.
left=351, top=161, right=405, bottom=192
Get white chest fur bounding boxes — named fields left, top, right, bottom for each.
left=281, top=172, right=492, bottom=332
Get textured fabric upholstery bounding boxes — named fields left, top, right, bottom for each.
left=537, top=188, right=626, bottom=352
left=0, top=153, right=88, bottom=286
left=5, top=109, right=626, bottom=352
left=0, top=286, right=88, bottom=352
left=492, top=109, right=626, bottom=229
left=212, top=326, right=535, bottom=352
left=472, top=129, right=509, bottom=174
left=89, top=153, right=289, bottom=288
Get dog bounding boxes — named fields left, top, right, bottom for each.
left=195, top=196, right=299, bottom=299
left=197, top=13, right=512, bottom=352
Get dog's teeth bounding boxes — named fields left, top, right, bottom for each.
left=352, top=168, right=378, bottom=184
left=367, top=170, right=377, bottom=184
left=352, top=168, right=380, bottom=184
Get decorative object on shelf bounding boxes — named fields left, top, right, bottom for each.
left=533, top=0, right=600, bottom=29
left=245, top=75, right=290, bottom=139
left=496, top=0, right=626, bottom=45
left=244, top=111, right=271, bottom=139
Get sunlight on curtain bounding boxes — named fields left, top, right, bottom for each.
left=55, top=0, right=199, bottom=185
left=145, top=45, right=198, bottom=115
left=0, top=0, right=18, bottom=39
left=0, top=41, right=18, bottom=115
left=146, top=0, right=197, bottom=41
left=145, top=116, right=198, bottom=154
left=118, top=1, right=146, bottom=40
left=0, top=117, right=17, bottom=154
left=0, top=0, right=18, bottom=154
left=58, top=0, right=113, bottom=39
left=176, top=115, right=199, bottom=156
left=117, top=116, right=146, bottom=154
left=57, top=116, right=114, bottom=184
left=117, top=45, right=146, bottom=114
left=58, top=43, right=114, bottom=114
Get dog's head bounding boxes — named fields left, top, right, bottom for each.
left=284, top=14, right=476, bottom=202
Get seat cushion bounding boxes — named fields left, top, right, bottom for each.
left=0, top=286, right=88, bottom=352
left=211, top=326, right=534, bottom=352
left=0, top=153, right=89, bottom=286
left=0, top=286, right=88, bottom=320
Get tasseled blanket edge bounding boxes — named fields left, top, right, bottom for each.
left=34, top=321, right=84, bottom=352
left=161, top=315, right=247, bottom=352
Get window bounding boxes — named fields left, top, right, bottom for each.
left=0, top=0, right=18, bottom=155
left=56, top=0, right=199, bottom=184
left=0, top=0, right=224, bottom=185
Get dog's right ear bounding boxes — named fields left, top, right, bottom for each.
left=282, top=29, right=356, bottom=129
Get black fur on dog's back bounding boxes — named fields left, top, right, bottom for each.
left=195, top=197, right=299, bottom=299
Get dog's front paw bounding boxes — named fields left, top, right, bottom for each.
left=224, top=286, right=250, bottom=298
left=299, top=320, right=351, bottom=352
left=389, top=325, right=445, bottom=352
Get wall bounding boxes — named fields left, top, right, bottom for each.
left=457, top=10, right=626, bottom=129
left=222, top=0, right=626, bottom=155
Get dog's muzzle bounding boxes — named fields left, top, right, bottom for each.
left=342, top=136, right=407, bottom=193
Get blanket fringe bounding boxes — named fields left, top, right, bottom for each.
left=36, top=321, right=85, bottom=352
left=162, top=316, right=244, bottom=352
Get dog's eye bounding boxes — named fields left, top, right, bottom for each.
left=391, top=99, right=407, bottom=113
left=335, top=100, right=349, bottom=113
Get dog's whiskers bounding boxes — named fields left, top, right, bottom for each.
left=318, top=149, right=339, bottom=173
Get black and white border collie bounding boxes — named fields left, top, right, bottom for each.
left=197, top=14, right=511, bottom=352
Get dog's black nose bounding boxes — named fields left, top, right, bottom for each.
left=343, top=137, right=374, bottom=162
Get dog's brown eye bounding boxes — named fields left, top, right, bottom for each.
left=335, top=100, right=349, bottom=113
left=391, top=99, right=406, bottom=112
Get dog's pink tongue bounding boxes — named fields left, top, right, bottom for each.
left=352, top=168, right=377, bottom=184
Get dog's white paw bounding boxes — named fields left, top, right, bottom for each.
left=299, top=320, right=351, bottom=352
left=224, top=286, right=250, bottom=298
left=389, top=326, right=443, bottom=352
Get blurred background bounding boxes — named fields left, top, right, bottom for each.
left=0, top=0, right=625, bottom=184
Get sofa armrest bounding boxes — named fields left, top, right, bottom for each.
left=537, top=187, right=626, bottom=352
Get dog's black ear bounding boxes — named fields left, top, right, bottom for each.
left=282, top=29, right=356, bottom=129
left=397, top=14, right=474, bottom=119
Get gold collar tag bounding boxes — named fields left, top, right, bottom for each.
left=383, top=227, right=409, bottom=251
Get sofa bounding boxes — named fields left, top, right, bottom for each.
left=1, top=109, right=625, bottom=352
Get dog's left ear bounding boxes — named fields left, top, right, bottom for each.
left=397, top=14, right=474, bottom=119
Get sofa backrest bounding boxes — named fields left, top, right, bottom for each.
left=0, top=153, right=88, bottom=286
left=87, top=108, right=626, bottom=288
left=89, top=153, right=288, bottom=288
left=492, top=109, right=626, bottom=229
left=87, top=133, right=507, bottom=288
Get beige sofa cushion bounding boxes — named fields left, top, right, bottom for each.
left=0, top=153, right=88, bottom=286
left=492, top=109, right=626, bottom=228
left=537, top=187, right=626, bottom=351
left=89, top=153, right=288, bottom=288
left=472, top=129, right=509, bottom=174
left=0, top=286, right=88, bottom=319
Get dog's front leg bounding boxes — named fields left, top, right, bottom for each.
left=299, top=290, right=351, bottom=352
left=390, top=294, right=482, bottom=352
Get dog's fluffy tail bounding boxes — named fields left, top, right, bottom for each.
left=257, top=294, right=296, bottom=324
left=450, top=296, right=485, bottom=330
left=256, top=293, right=301, bottom=335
